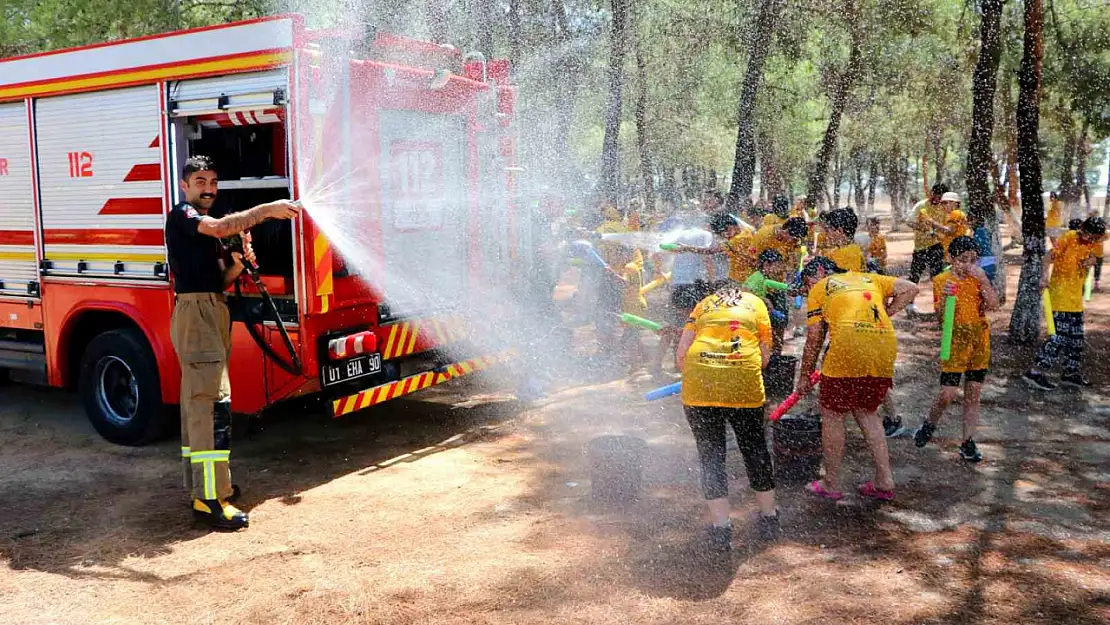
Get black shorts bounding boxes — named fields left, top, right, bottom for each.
left=940, top=369, right=988, bottom=387
left=768, top=291, right=789, bottom=330
left=909, top=243, right=946, bottom=283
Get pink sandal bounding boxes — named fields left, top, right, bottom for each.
left=858, top=481, right=895, bottom=501
left=806, top=480, right=844, bottom=501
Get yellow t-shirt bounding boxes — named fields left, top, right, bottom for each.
left=1046, top=199, right=1063, bottom=229
left=682, top=292, right=771, bottom=408
left=828, top=243, right=866, bottom=272
left=1050, top=230, right=1100, bottom=312
left=596, top=220, right=630, bottom=268
left=753, top=223, right=799, bottom=271
left=722, top=231, right=755, bottom=283
left=932, top=271, right=988, bottom=329
left=868, top=233, right=888, bottom=268
left=807, top=272, right=899, bottom=379
left=941, top=213, right=970, bottom=259
left=761, top=214, right=784, bottom=228
left=913, top=200, right=948, bottom=250
left=620, top=259, right=647, bottom=314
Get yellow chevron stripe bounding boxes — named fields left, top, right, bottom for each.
left=404, top=321, right=420, bottom=355
left=393, top=324, right=410, bottom=359
left=383, top=324, right=400, bottom=360
left=431, top=318, right=445, bottom=343
left=357, top=389, right=374, bottom=411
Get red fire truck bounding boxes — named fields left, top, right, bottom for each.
left=0, top=15, right=527, bottom=445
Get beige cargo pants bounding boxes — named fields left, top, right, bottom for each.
left=171, top=293, right=234, bottom=502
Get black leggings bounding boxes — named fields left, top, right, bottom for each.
left=909, top=244, right=945, bottom=283
left=684, top=406, right=775, bottom=499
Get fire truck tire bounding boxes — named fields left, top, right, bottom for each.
left=78, top=328, right=167, bottom=446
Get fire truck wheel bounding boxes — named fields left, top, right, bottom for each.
left=78, top=328, right=166, bottom=446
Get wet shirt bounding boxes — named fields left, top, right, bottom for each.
left=828, top=243, right=866, bottom=272
left=621, top=259, right=647, bottom=314
left=166, top=202, right=224, bottom=294
left=1050, top=230, right=1100, bottom=312
left=932, top=270, right=988, bottom=330
left=807, top=272, right=898, bottom=379
left=913, top=200, right=948, bottom=250
left=941, top=213, right=970, bottom=259
left=753, top=224, right=799, bottom=271
left=1046, top=199, right=1063, bottom=228
left=669, top=227, right=714, bottom=285
left=596, top=219, right=631, bottom=268
left=722, top=231, right=755, bottom=283
left=682, top=291, right=771, bottom=408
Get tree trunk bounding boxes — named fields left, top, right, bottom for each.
left=1009, top=0, right=1046, bottom=343
left=424, top=0, right=449, bottom=43
left=804, top=23, right=863, bottom=212
left=758, top=129, right=785, bottom=198
left=1076, top=120, right=1090, bottom=215
left=965, top=0, right=1004, bottom=228
left=600, top=0, right=630, bottom=203
left=633, top=31, right=655, bottom=212
left=1105, top=141, right=1110, bottom=219
left=552, top=0, right=583, bottom=191
left=853, top=148, right=866, bottom=210
left=1057, top=108, right=1077, bottom=206
left=727, top=0, right=784, bottom=212
left=509, top=0, right=522, bottom=66
left=866, top=154, right=877, bottom=217
left=831, top=150, right=843, bottom=208
left=475, top=0, right=494, bottom=57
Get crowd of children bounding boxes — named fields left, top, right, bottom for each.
left=560, top=186, right=1106, bottom=553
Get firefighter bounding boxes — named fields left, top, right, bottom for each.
left=166, top=155, right=299, bottom=530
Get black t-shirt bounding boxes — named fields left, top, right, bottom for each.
left=166, top=202, right=224, bottom=294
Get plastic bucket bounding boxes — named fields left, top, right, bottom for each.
left=763, top=354, right=798, bottom=400
left=587, top=435, right=647, bottom=503
left=771, top=412, right=822, bottom=485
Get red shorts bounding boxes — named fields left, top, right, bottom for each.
left=819, top=376, right=893, bottom=413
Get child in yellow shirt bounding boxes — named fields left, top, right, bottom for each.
left=866, top=217, right=888, bottom=273
left=914, top=236, right=999, bottom=462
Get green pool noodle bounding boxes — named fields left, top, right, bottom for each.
left=764, top=279, right=789, bottom=291
left=620, top=313, right=664, bottom=332
left=940, top=295, right=957, bottom=361
left=659, top=243, right=680, bottom=251
left=1084, top=267, right=1094, bottom=301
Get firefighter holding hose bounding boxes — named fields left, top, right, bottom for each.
left=166, top=155, right=299, bottom=530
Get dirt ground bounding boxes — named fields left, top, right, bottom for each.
left=1, top=223, right=1108, bottom=625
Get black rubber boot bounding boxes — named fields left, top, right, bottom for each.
left=193, top=498, right=249, bottom=531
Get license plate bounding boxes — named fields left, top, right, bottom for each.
left=322, top=353, right=382, bottom=387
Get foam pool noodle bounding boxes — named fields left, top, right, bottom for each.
left=645, top=381, right=682, bottom=401
left=769, top=371, right=822, bottom=421
left=764, top=279, right=789, bottom=291
left=571, top=240, right=609, bottom=269
left=1042, top=289, right=1056, bottom=336
left=1084, top=267, right=1094, bottom=301
left=620, top=313, right=664, bottom=332
left=639, top=272, right=672, bottom=296
left=939, top=295, right=957, bottom=361
left=659, top=243, right=680, bottom=251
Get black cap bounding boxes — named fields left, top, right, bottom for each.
left=947, top=235, right=979, bottom=259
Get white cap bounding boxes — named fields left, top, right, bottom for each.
left=941, top=192, right=961, bottom=203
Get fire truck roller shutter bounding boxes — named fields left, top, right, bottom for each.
left=168, top=69, right=288, bottom=118
left=0, top=102, right=38, bottom=297
left=35, top=85, right=166, bottom=279
left=377, top=109, right=468, bottom=316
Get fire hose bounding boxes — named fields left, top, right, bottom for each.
left=223, top=233, right=303, bottom=376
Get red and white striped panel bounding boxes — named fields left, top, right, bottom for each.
left=195, top=107, right=285, bottom=128
left=328, top=331, right=379, bottom=360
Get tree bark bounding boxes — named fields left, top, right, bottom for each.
left=600, top=0, right=630, bottom=203
left=1009, top=0, right=1046, bottom=343
left=1076, top=120, right=1090, bottom=214
left=831, top=150, right=843, bottom=208
left=804, top=21, right=862, bottom=212
left=853, top=148, right=866, bottom=210
left=424, top=0, right=449, bottom=43
left=475, top=0, right=494, bottom=57
left=965, top=0, right=1004, bottom=228
left=727, top=0, right=784, bottom=212
left=552, top=0, right=582, bottom=190
left=866, top=154, right=876, bottom=217
left=508, top=0, right=522, bottom=66
left=633, top=29, right=655, bottom=212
